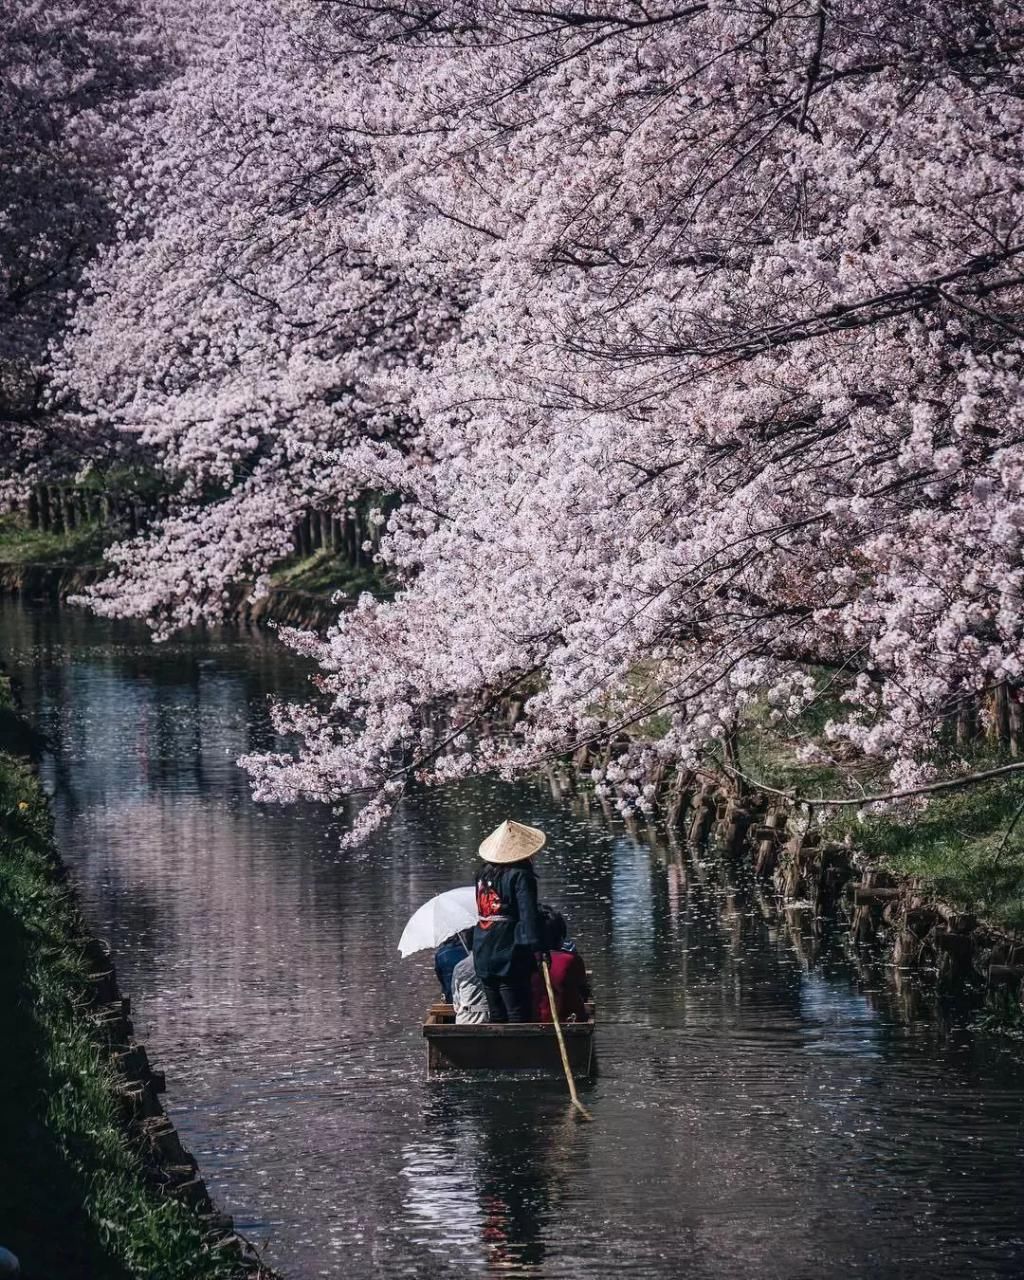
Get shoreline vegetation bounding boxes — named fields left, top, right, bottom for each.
left=0, top=674, right=275, bottom=1280
left=0, top=509, right=384, bottom=630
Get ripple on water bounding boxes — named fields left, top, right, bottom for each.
left=3, top=596, right=1024, bottom=1279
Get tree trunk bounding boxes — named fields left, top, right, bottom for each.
left=1010, top=691, right=1023, bottom=758
left=956, top=702, right=977, bottom=745
left=993, top=683, right=1011, bottom=748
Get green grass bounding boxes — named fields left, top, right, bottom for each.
left=829, top=775, right=1024, bottom=931
left=722, top=676, right=1024, bottom=931
left=0, top=752, right=257, bottom=1279
left=735, top=728, right=885, bottom=799
left=0, top=514, right=111, bottom=567
left=269, top=547, right=391, bottom=599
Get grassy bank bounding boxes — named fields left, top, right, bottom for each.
left=0, top=691, right=257, bottom=1278
left=737, top=717, right=1024, bottom=931
left=846, top=778, right=1024, bottom=932
left=267, top=547, right=389, bottom=601
left=0, top=513, right=110, bottom=568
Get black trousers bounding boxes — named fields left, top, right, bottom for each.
left=479, top=972, right=534, bottom=1023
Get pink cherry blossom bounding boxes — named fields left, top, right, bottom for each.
left=8, top=1, right=1024, bottom=839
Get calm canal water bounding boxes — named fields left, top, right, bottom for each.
left=3, top=596, right=1024, bottom=1279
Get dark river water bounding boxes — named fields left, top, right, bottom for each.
left=3, top=596, right=1024, bottom=1279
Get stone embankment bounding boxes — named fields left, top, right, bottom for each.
left=80, top=929, right=268, bottom=1270
left=223, top=580, right=341, bottom=630
left=0, top=562, right=103, bottom=600
left=544, top=750, right=1024, bottom=1018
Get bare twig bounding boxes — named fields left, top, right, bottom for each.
left=797, top=3, right=828, bottom=135
left=992, top=797, right=1024, bottom=866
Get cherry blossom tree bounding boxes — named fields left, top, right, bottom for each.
left=243, top=0, right=1024, bottom=837
left=62, top=0, right=465, bottom=635
left=0, top=0, right=162, bottom=499
left=54, top=1, right=1024, bottom=839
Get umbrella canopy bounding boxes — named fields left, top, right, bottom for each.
left=398, top=886, right=477, bottom=958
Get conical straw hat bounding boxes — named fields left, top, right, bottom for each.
left=478, top=819, right=546, bottom=864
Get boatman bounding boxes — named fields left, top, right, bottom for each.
left=473, top=819, right=546, bottom=1023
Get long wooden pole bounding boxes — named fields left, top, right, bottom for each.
left=541, top=958, right=592, bottom=1122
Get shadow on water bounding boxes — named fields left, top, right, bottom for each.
left=404, top=1086, right=586, bottom=1276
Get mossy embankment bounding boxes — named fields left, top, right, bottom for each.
left=841, top=776, right=1024, bottom=932
left=0, top=513, right=109, bottom=599
left=0, top=679, right=273, bottom=1279
left=558, top=704, right=1024, bottom=1015
left=735, top=721, right=1024, bottom=933
left=0, top=512, right=388, bottom=630
left=229, top=547, right=391, bottom=629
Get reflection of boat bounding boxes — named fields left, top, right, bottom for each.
left=423, top=1001, right=596, bottom=1076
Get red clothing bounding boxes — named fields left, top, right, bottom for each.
left=531, top=949, right=589, bottom=1022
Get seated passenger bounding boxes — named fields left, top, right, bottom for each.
left=451, top=952, right=489, bottom=1024
left=434, top=929, right=472, bottom=1003
left=531, top=907, right=590, bottom=1023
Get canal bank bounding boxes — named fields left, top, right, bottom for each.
left=545, top=759, right=1024, bottom=1025
left=0, top=679, right=274, bottom=1280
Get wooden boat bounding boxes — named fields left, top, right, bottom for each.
left=423, top=1001, right=596, bottom=1076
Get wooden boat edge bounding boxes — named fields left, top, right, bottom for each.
left=422, top=1001, right=595, bottom=1038
left=422, top=1002, right=597, bottom=1075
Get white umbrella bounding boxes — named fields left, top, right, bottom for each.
left=398, top=886, right=477, bottom=958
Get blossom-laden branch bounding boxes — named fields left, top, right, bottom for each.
left=0, top=0, right=165, bottom=498
left=9, top=0, right=1024, bottom=843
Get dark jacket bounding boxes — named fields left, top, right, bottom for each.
left=434, top=934, right=469, bottom=1002
left=473, top=861, right=543, bottom=981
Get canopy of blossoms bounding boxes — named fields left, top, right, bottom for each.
left=56, top=0, right=465, bottom=632
left=8, top=0, right=1024, bottom=840
left=0, top=0, right=162, bottom=496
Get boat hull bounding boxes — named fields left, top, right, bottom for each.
left=423, top=1003, right=595, bottom=1076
